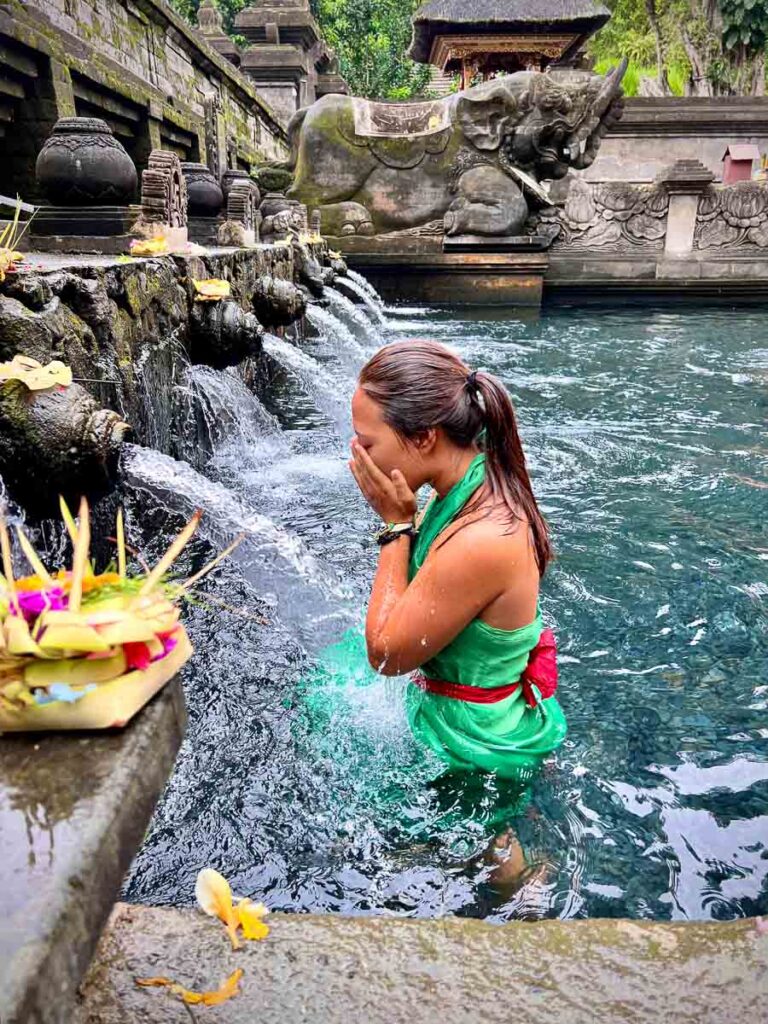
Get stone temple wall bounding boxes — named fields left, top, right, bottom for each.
left=531, top=162, right=768, bottom=296
left=588, top=97, right=768, bottom=184
left=0, top=0, right=288, bottom=203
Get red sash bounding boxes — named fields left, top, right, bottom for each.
left=412, top=627, right=558, bottom=708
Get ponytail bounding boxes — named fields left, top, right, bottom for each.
left=359, top=340, right=553, bottom=576
left=468, top=370, right=552, bottom=576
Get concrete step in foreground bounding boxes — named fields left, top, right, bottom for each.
left=77, top=904, right=767, bottom=1023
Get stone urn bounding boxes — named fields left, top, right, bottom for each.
left=220, top=168, right=260, bottom=205
left=259, top=191, right=291, bottom=220
left=181, top=162, right=224, bottom=217
left=35, top=117, right=138, bottom=205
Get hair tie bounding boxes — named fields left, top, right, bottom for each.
left=465, top=370, right=486, bottom=412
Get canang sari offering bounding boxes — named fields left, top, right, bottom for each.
left=0, top=498, right=237, bottom=731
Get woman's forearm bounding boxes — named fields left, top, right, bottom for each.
left=365, top=535, right=411, bottom=670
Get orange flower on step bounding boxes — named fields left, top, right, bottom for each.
left=136, top=968, right=244, bottom=1006
left=195, top=868, right=270, bottom=949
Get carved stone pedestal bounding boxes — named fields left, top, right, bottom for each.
left=345, top=249, right=548, bottom=306
left=657, top=159, right=716, bottom=261
left=29, top=204, right=141, bottom=253
left=187, top=216, right=223, bottom=245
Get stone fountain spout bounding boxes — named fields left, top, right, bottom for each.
left=0, top=379, right=129, bottom=519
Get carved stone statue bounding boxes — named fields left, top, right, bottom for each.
left=286, top=62, right=627, bottom=240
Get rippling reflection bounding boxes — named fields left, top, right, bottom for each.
left=126, top=305, right=768, bottom=923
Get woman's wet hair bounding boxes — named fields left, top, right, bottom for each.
left=358, top=339, right=552, bottom=575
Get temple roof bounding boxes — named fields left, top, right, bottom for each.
left=409, top=0, right=611, bottom=64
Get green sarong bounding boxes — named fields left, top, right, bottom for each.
left=405, top=454, right=567, bottom=779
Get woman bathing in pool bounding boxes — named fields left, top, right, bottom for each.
left=348, top=339, right=566, bottom=883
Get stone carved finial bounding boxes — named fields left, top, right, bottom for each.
left=36, top=117, right=138, bottom=205
left=198, top=0, right=225, bottom=35
left=227, top=181, right=260, bottom=231
left=141, top=150, right=188, bottom=227
left=657, top=159, right=716, bottom=195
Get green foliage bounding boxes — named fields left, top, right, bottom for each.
left=170, top=0, right=430, bottom=100
left=252, top=166, right=294, bottom=193
left=721, top=0, right=768, bottom=51
left=589, top=0, right=658, bottom=66
left=310, top=0, right=431, bottom=99
left=593, top=57, right=687, bottom=95
left=666, top=60, right=690, bottom=94
left=590, top=0, right=768, bottom=95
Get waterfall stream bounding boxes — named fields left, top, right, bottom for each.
left=263, top=334, right=354, bottom=434
left=337, top=276, right=387, bottom=324
left=325, top=287, right=382, bottom=342
left=347, top=267, right=384, bottom=308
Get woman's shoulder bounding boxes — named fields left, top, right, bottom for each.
left=433, top=503, right=531, bottom=559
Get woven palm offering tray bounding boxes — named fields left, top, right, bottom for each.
left=0, top=498, right=232, bottom=732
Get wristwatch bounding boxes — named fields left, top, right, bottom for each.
left=375, top=521, right=417, bottom=546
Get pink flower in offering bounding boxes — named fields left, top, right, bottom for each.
left=124, top=641, right=152, bottom=671
left=17, top=587, right=66, bottom=620
left=157, top=634, right=178, bottom=660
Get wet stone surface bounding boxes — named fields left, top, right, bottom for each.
left=77, top=903, right=768, bottom=1024
left=0, top=682, right=186, bottom=1024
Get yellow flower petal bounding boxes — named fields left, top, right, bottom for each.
left=136, top=969, right=244, bottom=1006
left=130, top=237, right=168, bottom=256
left=0, top=355, right=72, bottom=391
left=195, top=868, right=241, bottom=949
left=236, top=898, right=270, bottom=941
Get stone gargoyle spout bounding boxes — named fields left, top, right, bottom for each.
left=286, top=60, right=627, bottom=240
left=0, top=364, right=129, bottom=518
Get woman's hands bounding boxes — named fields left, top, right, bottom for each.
left=349, top=441, right=417, bottom=523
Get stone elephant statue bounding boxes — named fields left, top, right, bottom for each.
left=286, top=61, right=627, bottom=239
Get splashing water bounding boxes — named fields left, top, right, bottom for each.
left=183, top=364, right=282, bottom=449
left=307, top=303, right=367, bottom=368
left=126, top=296, right=768, bottom=926
left=347, top=267, right=384, bottom=308
left=123, top=443, right=354, bottom=642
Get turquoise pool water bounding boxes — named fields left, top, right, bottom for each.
left=126, top=303, right=768, bottom=922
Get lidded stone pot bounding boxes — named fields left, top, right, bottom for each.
left=181, top=162, right=224, bottom=216
left=36, top=117, right=138, bottom=205
left=220, top=168, right=260, bottom=205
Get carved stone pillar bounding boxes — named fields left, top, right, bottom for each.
left=657, top=159, right=715, bottom=258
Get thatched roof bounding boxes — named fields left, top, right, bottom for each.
left=409, top=0, right=610, bottom=64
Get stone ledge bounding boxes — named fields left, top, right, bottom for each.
left=609, top=96, right=768, bottom=136
left=76, top=904, right=768, bottom=1024
left=0, top=682, right=186, bottom=1024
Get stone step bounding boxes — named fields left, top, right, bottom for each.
left=0, top=683, right=186, bottom=1024
left=76, top=904, right=767, bottom=1023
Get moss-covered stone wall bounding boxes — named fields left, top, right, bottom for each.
left=0, top=243, right=320, bottom=465
left=0, top=0, right=288, bottom=201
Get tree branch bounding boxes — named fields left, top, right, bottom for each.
left=644, top=0, right=670, bottom=91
